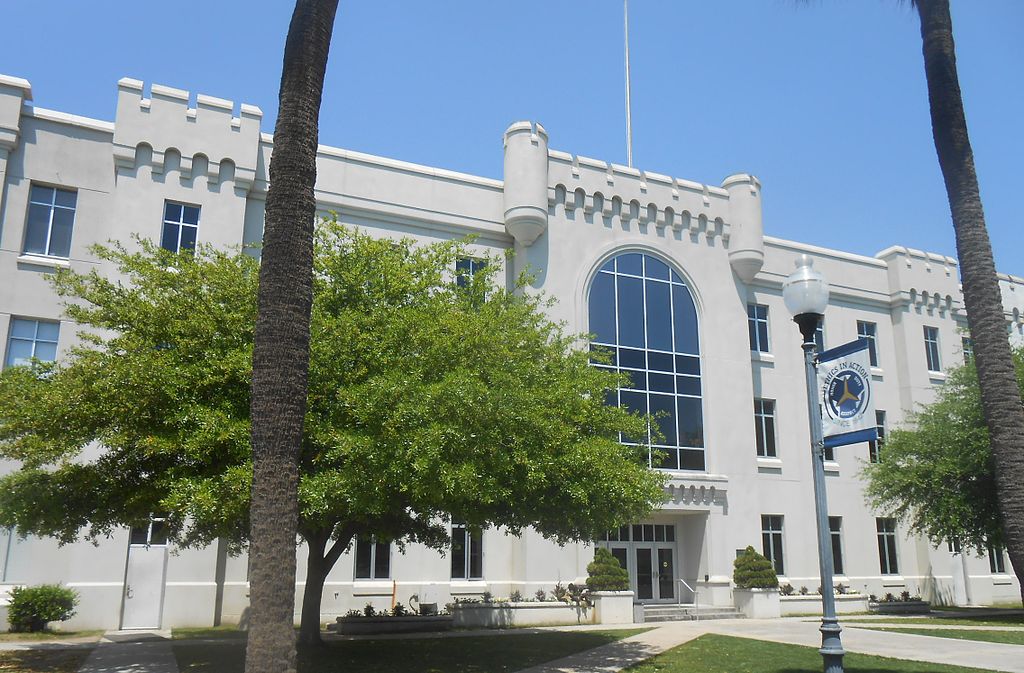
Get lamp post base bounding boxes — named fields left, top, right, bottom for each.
left=819, top=617, right=845, bottom=673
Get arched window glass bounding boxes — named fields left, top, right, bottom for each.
left=589, top=252, right=704, bottom=471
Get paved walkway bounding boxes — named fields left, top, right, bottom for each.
left=76, top=630, right=178, bottom=673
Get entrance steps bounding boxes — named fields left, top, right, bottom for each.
left=641, top=603, right=743, bottom=622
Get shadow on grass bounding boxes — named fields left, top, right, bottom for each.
left=174, top=629, right=645, bottom=673
left=0, top=648, right=92, bottom=673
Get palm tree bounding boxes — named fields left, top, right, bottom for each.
left=246, top=2, right=340, bottom=672
left=914, top=0, right=1024, bottom=599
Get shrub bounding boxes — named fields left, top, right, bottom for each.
left=363, top=603, right=376, bottom=617
left=799, top=586, right=809, bottom=595
left=585, top=548, right=629, bottom=591
left=534, top=589, right=547, bottom=602
left=509, top=590, right=523, bottom=602
left=779, top=583, right=795, bottom=596
left=391, top=602, right=408, bottom=617
left=732, top=546, right=778, bottom=589
left=553, top=582, right=568, bottom=602
left=481, top=591, right=493, bottom=603
left=7, top=584, right=78, bottom=632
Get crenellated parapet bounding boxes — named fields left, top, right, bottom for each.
left=112, top=78, right=262, bottom=192
left=535, top=131, right=764, bottom=280
left=877, top=246, right=963, bottom=317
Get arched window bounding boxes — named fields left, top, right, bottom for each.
left=588, top=252, right=704, bottom=471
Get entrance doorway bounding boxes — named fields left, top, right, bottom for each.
left=120, top=518, right=169, bottom=630
left=601, top=523, right=677, bottom=603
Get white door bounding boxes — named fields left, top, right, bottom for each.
left=121, top=521, right=168, bottom=629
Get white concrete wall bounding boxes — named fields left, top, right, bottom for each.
left=0, top=73, right=1017, bottom=631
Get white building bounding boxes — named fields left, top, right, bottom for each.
left=0, top=73, right=1018, bottom=630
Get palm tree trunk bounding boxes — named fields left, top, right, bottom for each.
left=297, top=529, right=354, bottom=645
left=246, top=2, right=340, bottom=672
left=916, top=0, right=1024, bottom=601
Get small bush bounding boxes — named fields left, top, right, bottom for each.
left=553, top=582, right=568, bottom=602
left=779, top=583, right=795, bottom=596
left=7, top=584, right=78, bottom=632
left=585, top=548, right=629, bottom=591
left=732, top=546, right=778, bottom=589
left=391, top=602, right=408, bottom=617
left=509, top=590, right=523, bottom=602
left=534, top=589, right=547, bottom=602
left=481, top=591, right=493, bottom=603
left=363, top=603, right=376, bottom=617
left=799, top=586, right=809, bottom=595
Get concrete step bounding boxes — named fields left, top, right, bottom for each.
left=641, top=604, right=744, bottom=622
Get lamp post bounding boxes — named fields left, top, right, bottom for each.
left=783, top=254, right=844, bottom=673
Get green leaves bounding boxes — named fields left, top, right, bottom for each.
left=0, top=220, right=663, bottom=555
left=862, top=349, right=1015, bottom=552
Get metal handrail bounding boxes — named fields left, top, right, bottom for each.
left=678, top=578, right=698, bottom=621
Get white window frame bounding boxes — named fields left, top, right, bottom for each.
left=924, top=326, right=941, bottom=372
left=23, top=184, right=77, bottom=258
left=747, top=303, right=770, bottom=353
left=761, top=514, right=785, bottom=576
left=4, top=318, right=60, bottom=369
left=857, top=320, right=879, bottom=367
left=876, top=518, right=900, bottom=575
left=754, top=398, right=777, bottom=458
left=354, top=537, right=391, bottom=580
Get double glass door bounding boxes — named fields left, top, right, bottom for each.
left=608, top=544, right=675, bottom=602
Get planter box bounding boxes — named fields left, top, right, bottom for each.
left=869, top=601, right=930, bottom=615
left=780, top=594, right=869, bottom=616
left=733, top=588, right=780, bottom=619
left=451, top=601, right=591, bottom=628
left=591, top=591, right=635, bottom=624
left=330, top=615, right=454, bottom=635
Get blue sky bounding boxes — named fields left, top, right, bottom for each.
left=3, top=1, right=1021, bottom=273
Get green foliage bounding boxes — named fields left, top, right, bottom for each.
left=732, top=546, right=778, bottom=589
left=862, top=348, right=1023, bottom=552
left=586, top=547, right=629, bottom=591
left=0, top=219, right=663, bottom=569
left=7, top=584, right=78, bottom=632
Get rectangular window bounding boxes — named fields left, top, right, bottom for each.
left=814, top=320, right=825, bottom=353
left=962, top=336, right=973, bottom=364
left=829, top=516, right=844, bottom=576
left=5, top=318, right=59, bottom=368
left=876, top=518, right=899, bottom=575
left=857, top=321, right=878, bottom=367
left=24, top=184, right=77, bottom=258
left=761, top=515, right=785, bottom=576
left=754, top=399, right=777, bottom=458
left=161, top=201, right=200, bottom=254
left=451, top=524, right=483, bottom=580
left=924, top=326, right=941, bottom=372
left=747, top=304, right=769, bottom=353
left=354, top=537, right=390, bottom=579
left=869, top=410, right=886, bottom=463
left=988, top=544, right=1007, bottom=574
left=456, top=256, right=487, bottom=288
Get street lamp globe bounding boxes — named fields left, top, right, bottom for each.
left=783, top=254, right=829, bottom=319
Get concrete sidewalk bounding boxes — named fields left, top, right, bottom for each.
left=516, top=617, right=1024, bottom=673
left=76, top=630, right=178, bottom=673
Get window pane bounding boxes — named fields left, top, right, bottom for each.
left=164, top=202, right=182, bottom=222
left=671, top=285, right=699, bottom=354
left=656, top=447, right=679, bottom=470
left=32, top=342, right=57, bottom=363
left=30, top=185, right=53, bottom=204
left=617, top=276, right=645, bottom=347
left=54, top=189, right=77, bottom=208
left=35, top=321, right=59, bottom=342
left=675, top=355, right=700, bottom=375
left=678, top=398, right=703, bottom=447
left=374, top=542, right=390, bottom=579
left=645, top=256, right=670, bottom=280
left=451, top=528, right=466, bottom=578
left=149, top=520, right=168, bottom=546
left=469, top=531, right=483, bottom=579
left=48, top=208, right=74, bottom=257
left=617, top=253, right=642, bottom=275
left=589, top=273, right=616, bottom=344
left=676, top=376, right=700, bottom=396
left=179, top=225, right=197, bottom=253
left=645, top=281, right=672, bottom=351
left=679, top=449, right=704, bottom=470
left=355, top=539, right=372, bottom=579
left=10, top=319, right=36, bottom=339
left=650, top=394, right=677, bottom=446
left=129, top=526, right=149, bottom=546
left=161, top=223, right=180, bottom=252
left=24, top=204, right=51, bottom=255
left=182, top=205, right=200, bottom=225
left=648, top=351, right=673, bottom=372
left=648, top=372, right=674, bottom=393
left=6, top=340, right=33, bottom=367
left=619, top=348, right=645, bottom=369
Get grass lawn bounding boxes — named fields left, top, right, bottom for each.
left=0, top=630, right=102, bottom=642
left=173, top=626, right=250, bottom=640
left=861, top=627, right=1024, bottom=646
left=624, top=634, right=993, bottom=673
left=0, top=648, right=93, bottom=673
left=174, top=628, right=646, bottom=673
left=843, top=615, right=1024, bottom=627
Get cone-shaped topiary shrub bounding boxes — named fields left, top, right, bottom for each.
left=586, top=547, right=629, bottom=591
left=733, top=546, right=779, bottom=589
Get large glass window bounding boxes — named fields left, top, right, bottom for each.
left=857, top=321, right=878, bottom=367
left=961, top=336, right=973, bottom=364
left=747, top=304, right=769, bottom=353
left=924, top=326, right=941, bottom=372
left=829, top=516, right=844, bottom=575
left=589, top=252, right=704, bottom=471
left=754, top=399, right=777, bottom=458
left=876, top=518, right=899, bottom=575
left=761, top=515, right=785, bottom=576
left=5, top=319, right=59, bottom=368
left=24, top=185, right=76, bottom=258
left=161, top=201, right=200, bottom=254
left=869, top=410, right=886, bottom=463
left=354, top=537, right=390, bottom=579
left=455, top=256, right=487, bottom=288
left=988, top=544, right=1007, bottom=574
left=451, top=524, right=482, bottom=580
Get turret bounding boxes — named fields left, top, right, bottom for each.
left=503, top=121, right=549, bottom=246
left=723, top=173, right=764, bottom=282
left=0, top=75, right=32, bottom=220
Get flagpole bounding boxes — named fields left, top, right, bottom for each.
left=624, top=0, right=634, bottom=168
